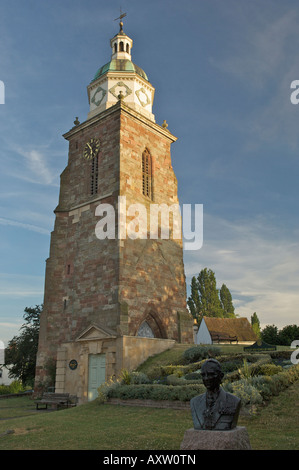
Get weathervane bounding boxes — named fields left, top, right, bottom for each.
left=114, top=7, right=127, bottom=32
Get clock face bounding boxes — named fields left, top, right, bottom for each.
left=83, top=138, right=100, bottom=160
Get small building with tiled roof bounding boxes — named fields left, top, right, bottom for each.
left=195, top=316, right=257, bottom=345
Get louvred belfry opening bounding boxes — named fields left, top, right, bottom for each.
left=142, top=148, right=152, bottom=199
left=90, top=155, right=99, bottom=195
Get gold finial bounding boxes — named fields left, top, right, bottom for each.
left=74, top=117, right=80, bottom=126
left=118, top=91, right=124, bottom=101
left=162, top=120, right=168, bottom=129
left=114, top=8, right=127, bottom=32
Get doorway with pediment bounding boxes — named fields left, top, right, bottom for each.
left=54, top=322, right=176, bottom=403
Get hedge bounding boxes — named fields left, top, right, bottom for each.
left=99, top=383, right=206, bottom=403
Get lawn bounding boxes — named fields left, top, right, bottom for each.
left=0, top=398, right=193, bottom=450
left=0, top=380, right=298, bottom=450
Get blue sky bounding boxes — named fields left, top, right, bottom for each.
left=0, top=0, right=298, bottom=345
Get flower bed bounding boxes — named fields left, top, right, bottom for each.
left=223, top=363, right=299, bottom=406
left=97, top=348, right=299, bottom=410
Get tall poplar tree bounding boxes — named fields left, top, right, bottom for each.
left=188, top=268, right=236, bottom=320
left=188, top=268, right=224, bottom=319
left=187, top=276, right=201, bottom=319
left=251, top=312, right=261, bottom=339
left=220, top=284, right=235, bottom=318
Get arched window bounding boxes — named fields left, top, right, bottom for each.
left=142, top=148, right=152, bottom=199
left=126, top=43, right=129, bottom=53
left=120, top=41, right=124, bottom=52
left=137, top=321, right=155, bottom=338
left=135, top=311, right=167, bottom=339
left=114, top=43, right=117, bottom=54
left=90, top=156, right=98, bottom=195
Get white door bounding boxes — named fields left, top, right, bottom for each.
left=88, top=354, right=106, bottom=401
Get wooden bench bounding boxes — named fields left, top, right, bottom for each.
left=211, top=334, right=238, bottom=344
left=35, top=393, right=77, bottom=410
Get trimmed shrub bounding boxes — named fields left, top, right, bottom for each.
left=182, top=345, right=221, bottom=364
left=224, top=363, right=299, bottom=404
left=130, top=372, right=151, bottom=384
left=221, top=360, right=243, bottom=374
left=166, top=375, right=186, bottom=385
left=285, top=363, right=299, bottom=383
left=223, top=379, right=263, bottom=406
left=225, top=355, right=273, bottom=382
left=105, top=383, right=206, bottom=402
left=253, top=363, right=283, bottom=376
left=147, top=363, right=201, bottom=381
left=118, top=370, right=151, bottom=385
left=269, top=350, right=294, bottom=360
left=184, top=371, right=202, bottom=381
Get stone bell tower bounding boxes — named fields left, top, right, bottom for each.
left=35, top=19, right=193, bottom=402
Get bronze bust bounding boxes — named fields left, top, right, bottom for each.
left=190, top=358, right=241, bottom=431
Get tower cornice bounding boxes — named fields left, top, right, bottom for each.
left=63, top=100, right=177, bottom=143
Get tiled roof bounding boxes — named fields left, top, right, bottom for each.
left=203, top=316, right=257, bottom=341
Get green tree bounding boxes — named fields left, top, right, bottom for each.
left=251, top=312, right=261, bottom=339
left=277, top=324, right=299, bottom=346
left=187, top=276, right=201, bottom=319
left=188, top=268, right=224, bottom=319
left=261, top=324, right=279, bottom=345
left=220, top=284, right=235, bottom=318
left=5, top=305, right=42, bottom=387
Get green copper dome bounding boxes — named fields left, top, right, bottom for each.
left=92, top=59, right=148, bottom=82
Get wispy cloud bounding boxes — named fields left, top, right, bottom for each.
left=0, top=217, right=49, bottom=235
left=210, top=10, right=298, bottom=89
left=18, top=149, right=55, bottom=185
left=0, top=273, right=44, bottom=298
left=209, top=8, right=299, bottom=149
left=0, top=291, right=43, bottom=296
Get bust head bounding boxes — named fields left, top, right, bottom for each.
left=190, top=358, right=242, bottom=431
left=200, top=359, right=224, bottom=392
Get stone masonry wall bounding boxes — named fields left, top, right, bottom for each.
left=118, top=105, right=193, bottom=342
left=35, top=102, right=193, bottom=388
left=35, top=107, right=122, bottom=384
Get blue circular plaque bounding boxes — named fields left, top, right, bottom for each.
left=69, top=359, right=78, bottom=370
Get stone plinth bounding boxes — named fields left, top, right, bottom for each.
left=180, top=427, right=251, bottom=450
